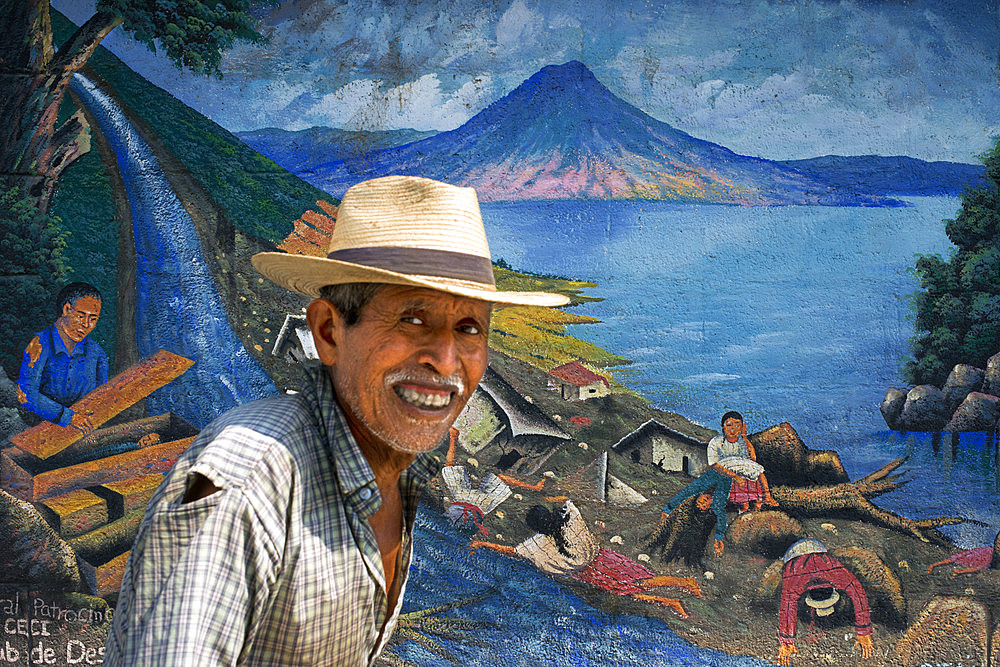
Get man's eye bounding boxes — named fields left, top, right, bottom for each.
left=459, top=323, right=481, bottom=335
left=401, top=316, right=424, bottom=325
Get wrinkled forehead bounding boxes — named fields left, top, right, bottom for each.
left=374, top=285, right=493, bottom=314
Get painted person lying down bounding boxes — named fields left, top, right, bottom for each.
left=470, top=499, right=701, bottom=617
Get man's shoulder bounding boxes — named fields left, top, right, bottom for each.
left=83, top=336, right=108, bottom=358
left=23, top=326, right=53, bottom=354
left=182, top=394, right=320, bottom=489
left=200, top=393, right=316, bottom=446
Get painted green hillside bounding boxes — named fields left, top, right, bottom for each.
left=41, top=10, right=331, bottom=371
left=52, top=10, right=328, bottom=246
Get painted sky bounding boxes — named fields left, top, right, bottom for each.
left=55, top=0, right=999, bottom=162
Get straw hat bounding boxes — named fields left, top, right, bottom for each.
left=252, top=175, right=569, bottom=306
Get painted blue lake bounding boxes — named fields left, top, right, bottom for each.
left=393, top=197, right=999, bottom=667
left=481, top=196, right=999, bottom=548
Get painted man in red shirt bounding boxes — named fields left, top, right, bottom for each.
left=777, top=538, right=874, bottom=665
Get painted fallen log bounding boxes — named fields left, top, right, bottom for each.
left=770, top=457, right=962, bottom=544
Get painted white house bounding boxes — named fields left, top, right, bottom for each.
left=610, top=419, right=710, bottom=477
left=546, top=361, right=610, bottom=401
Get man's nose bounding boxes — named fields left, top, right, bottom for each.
left=417, top=327, right=459, bottom=376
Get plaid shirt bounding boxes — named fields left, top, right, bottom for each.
left=105, top=363, right=441, bottom=666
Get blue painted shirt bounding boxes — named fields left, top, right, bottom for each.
left=17, top=324, right=109, bottom=426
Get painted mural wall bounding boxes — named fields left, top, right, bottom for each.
left=1, top=0, right=999, bottom=664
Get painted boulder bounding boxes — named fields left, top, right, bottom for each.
left=898, top=385, right=949, bottom=432
left=944, top=392, right=1000, bottom=432
left=893, top=596, right=989, bottom=666
left=880, top=387, right=907, bottom=430
left=984, top=351, right=1000, bottom=397
left=942, top=363, right=985, bottom=413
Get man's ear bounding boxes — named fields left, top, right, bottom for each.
left=306, top=298, right=346, bottom=367
left=61, top=302, right=72, bottom=318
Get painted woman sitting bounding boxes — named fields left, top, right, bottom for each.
left=470, top=500, right=700, bottom=617
left=667, top=411, right=777, bottom=521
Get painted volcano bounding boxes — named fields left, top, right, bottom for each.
left=312, top=61, right=890, bottom=205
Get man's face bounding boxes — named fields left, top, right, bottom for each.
left=57, top=296, right=101, bottom=343
left=723, top=417, right=743, bottom=441
left=328, top=286, right=491, bottom=455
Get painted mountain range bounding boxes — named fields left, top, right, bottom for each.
left=238, top=62, right=985, bottom=205
left=236, top=127, right=437, bottom=176
left=270, top=61, right=903, bottom=205
left=777, top=155, right=986, bottom=196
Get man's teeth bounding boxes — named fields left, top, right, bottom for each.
left=396, top=386, right=451, bottom=408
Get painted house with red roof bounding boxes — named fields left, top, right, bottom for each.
left=547, top=361, right=611, bottom=401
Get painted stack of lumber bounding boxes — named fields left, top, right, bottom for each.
left=1, top=351, right=197, bottom=597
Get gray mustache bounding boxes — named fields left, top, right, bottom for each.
left=385, top=369, right=465, bottom=395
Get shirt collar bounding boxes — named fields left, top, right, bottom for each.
left=302, top=363, right=444, bottom=519
left=47, top=324, right=87, bottom=358
left=301, top=363, right=382, bottom=519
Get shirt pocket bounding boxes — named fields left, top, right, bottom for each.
left=131, top=490, right=226, bottom=619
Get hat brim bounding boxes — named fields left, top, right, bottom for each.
left=252, top=252, right=571, bottom=307
left=804, top=589, right=840, bottom=611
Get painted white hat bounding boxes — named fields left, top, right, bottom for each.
left=782, top=537, right=828, bottom=562
left=252, top=175, right=570, bottom=307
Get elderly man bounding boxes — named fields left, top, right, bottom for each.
left=17, top=282, right=107, bottom=434
left=104, top=176, right=567, bottom=665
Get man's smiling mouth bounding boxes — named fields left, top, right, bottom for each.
left=394, top=384, right=453, bottom=409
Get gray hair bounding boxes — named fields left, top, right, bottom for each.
left=318, top=283, right=387, bottom=327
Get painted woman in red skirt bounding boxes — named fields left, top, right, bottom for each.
left=710, top=411, right=778, bottom=512
left=470, top=500, right=700, bottom=617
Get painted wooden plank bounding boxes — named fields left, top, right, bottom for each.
left=21, top=436, right=194, bottom=502
left=68, top=509, right=145, bottom=565
left=35, top=489, right=108, bottom=539
left=10, top=350, right=194, bottom=460
left=95, top=473, right=163, bottom=518
left=79, top=551, right=131, bottom=598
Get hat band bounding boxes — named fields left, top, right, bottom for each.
left=328, top=246, right=496, bottom=286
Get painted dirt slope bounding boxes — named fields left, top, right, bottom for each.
left=312, top=61, right=893, bottom=205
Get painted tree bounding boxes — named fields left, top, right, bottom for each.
left=0, top=0, right=269, bottom=212
left=905, top=138, right=1000, bottom=386
left=0, top=185, right=68, bottom=376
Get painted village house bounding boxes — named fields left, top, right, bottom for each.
left=611, top=419, right=710, bottom=477
left=547, top=361, right=610, bottom=401
left=456, top=366, right=572, bottom=474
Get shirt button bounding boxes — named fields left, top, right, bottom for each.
left=359, top=488, right=372, bottom=500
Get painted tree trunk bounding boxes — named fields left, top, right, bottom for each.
left=0, top=0, right=118, bottom=210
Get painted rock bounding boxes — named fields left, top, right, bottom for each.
left=942, top=363, right=986, bottom=413
left=893, top=596, right=989, bottom=666
left=898, top=385, right=949, bottom=432
left=880, top=387, right=907, bottom=430
left=945, top=392, right=1000, bottom=432
left=984, top=351, right=1000, bottom=397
